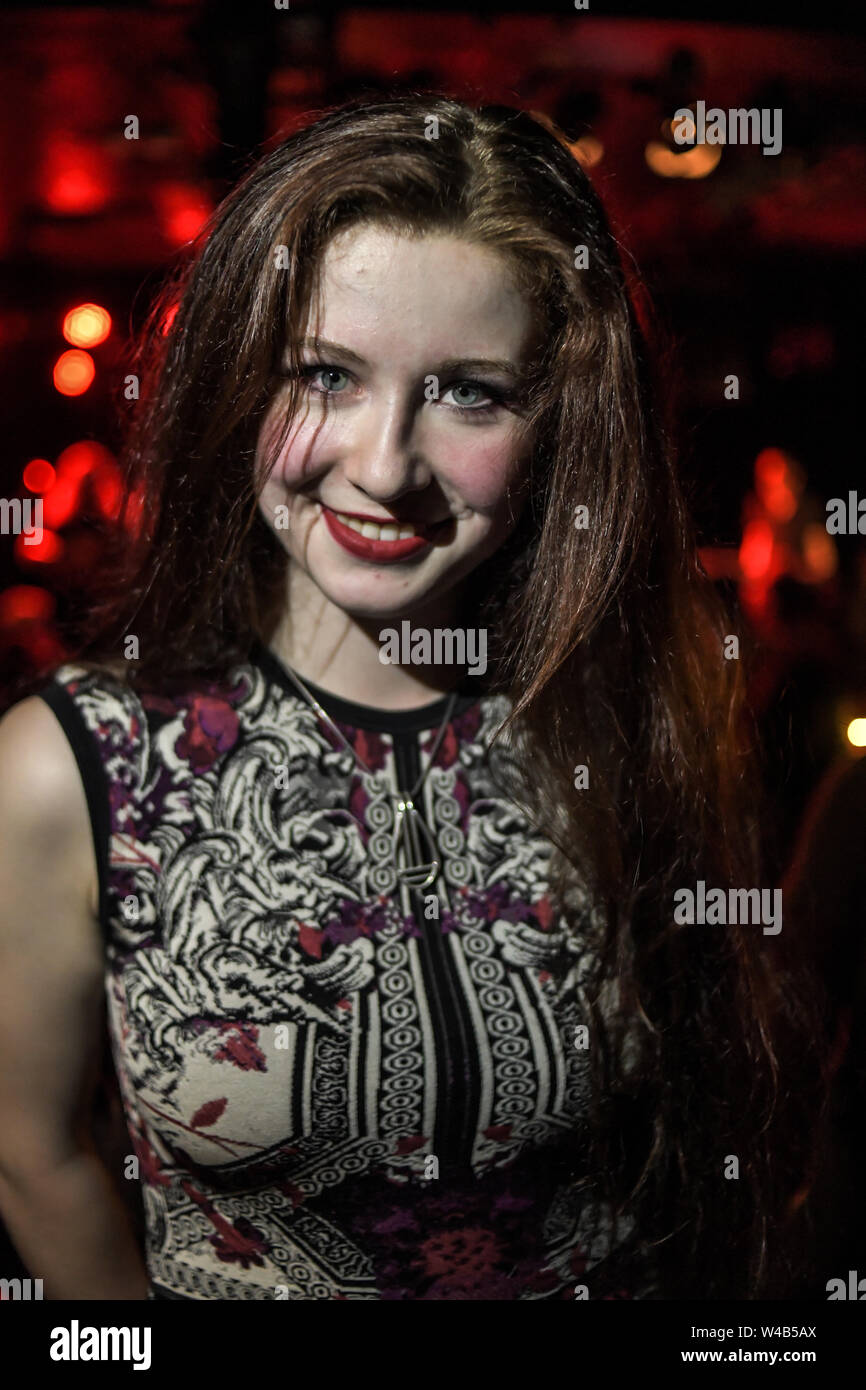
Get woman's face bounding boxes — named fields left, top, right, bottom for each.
left=256, top=224, right=540, bottom=624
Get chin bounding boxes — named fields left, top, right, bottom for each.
left=310, top=578, right=445, bottom=622
left=292, top=535, right=500, bottom=619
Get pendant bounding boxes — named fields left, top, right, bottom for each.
left=392, top=798, right=440, bottom=889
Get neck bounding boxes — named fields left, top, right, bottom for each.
left=267, top=564, right=470, bottom=711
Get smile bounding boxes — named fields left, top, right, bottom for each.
left=332, top=512, right=422, bottom=541
left=320, top=504, right=449, bottom=563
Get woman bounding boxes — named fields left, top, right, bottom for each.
left=0, top=95, right=821, bottom=1300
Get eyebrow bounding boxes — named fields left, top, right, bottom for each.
left=298, top=336, right=521, bottom=378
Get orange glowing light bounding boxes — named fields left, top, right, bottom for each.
left=670, top=112, right=696, bottom=144
left=644, top=140, right=721, bottom=179
left=569, top=135, right=604, bottom=169
left=754, top=447, right=802, bottom=521
left=22, top=458, right=56, bottom=493
left=802, top=523, right=838, bottom=581
left=62, top=303, right=111, bottom=348
left=765, top=483, right=797, bottom=521
left=53, top=349, right=95, bottom=396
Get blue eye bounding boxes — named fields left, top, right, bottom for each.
left=440, top=380, right=504, bottom=415
left=445, top=382, right=487, bottom=407
left=284, top=365, right=509, bottom=417
left=302, top=365, right=351, bottom=393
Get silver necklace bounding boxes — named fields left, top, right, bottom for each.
left=279, top=661, right=459, bottom=891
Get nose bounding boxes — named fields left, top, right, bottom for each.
left=343, top=390, right=432, bottom=503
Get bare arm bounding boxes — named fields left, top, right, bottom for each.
left=0, top=696, right=149, bottom=1299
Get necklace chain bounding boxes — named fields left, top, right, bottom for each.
left=276, top=658, right=459, bottom=889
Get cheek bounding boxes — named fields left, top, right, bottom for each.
left=444, top=430, right=530, bottom=516
left=257, top=408, right=326, bottom=491
left=256, top=404, right=531, bottom=513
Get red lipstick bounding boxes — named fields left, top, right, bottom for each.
left=321, top=504, right=435, bottom=563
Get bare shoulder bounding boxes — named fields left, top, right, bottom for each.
left=0, top=695, right=98, bottom=920
left=0, top=696, right=92, bottom=832
left=0, top=697, right=106, bottom=1169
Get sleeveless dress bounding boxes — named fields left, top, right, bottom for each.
left=38, top=642, right=648, bottom=1301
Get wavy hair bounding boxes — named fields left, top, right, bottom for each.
left=73, top=93, right=825, bottom=1297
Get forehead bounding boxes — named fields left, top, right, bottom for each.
left=303, top=224, right=537, bottom=360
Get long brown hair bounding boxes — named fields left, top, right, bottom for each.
left=76, top=93, right=825, bottom=1297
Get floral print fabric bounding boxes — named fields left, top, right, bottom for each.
left=40, top=652, right=645, bottom=1300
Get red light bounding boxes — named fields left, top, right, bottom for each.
left=0, top=585, right=56, bottom=626
left=62, top=303, right=111, bottom=348
left=764, top=482, right=797, bottom=522
left=157, top=183, right=211, bottom=247
left=93, top=468, right=123, bottom=520
left=55, top=440, right=114, bottom=478
left=754, top=447, right=801, bottom=522
left=40, top=441, right=118, bottom=527
left=123, top=485, right=147, bottom=538
left=41, top=139, right=110, bottom=216
left=755, top=447, right=789, bottom=489
left=41, top=475, right=81, bottom=529
left=739, top=519, right=774, bottom=580
left=22, top=458, right=56, bottom=493
left=14, top=528, right=63, bottom=565
left=160, top=301, right=180, bottom=336
left=53, top=349, right=95, bottom=396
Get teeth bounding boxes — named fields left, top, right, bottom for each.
left=335, top=511, right=420, bottom=542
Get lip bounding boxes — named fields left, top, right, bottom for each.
left=321, top=504, right=441, bottom=563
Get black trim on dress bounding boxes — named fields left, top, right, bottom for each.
left=250, top=638, right=481, bottom=735
left=36, top=680, right=112, bottom=941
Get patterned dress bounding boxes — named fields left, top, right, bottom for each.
left=38, top=642, right=645, bottom=1300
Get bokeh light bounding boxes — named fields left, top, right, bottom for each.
left=0, top=585, right=56, bottom=626
left=570, top=135, right=604, bottom=168
left=755, top=447, right=802, bottom=522
left=62, top=303, right=111, bottom=348
left=645, top=140, right=722, bottom=179
left=847, top=718, right=866, bottom=748
left=22, top=458, right=56, bottom=493
left=40, top=137, right=111, bottom=216
left=14, top=529, right=64, bottom=565
left=53, top=349, right=95, bottom=396
left=739, top=518, right=774, bottom=580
